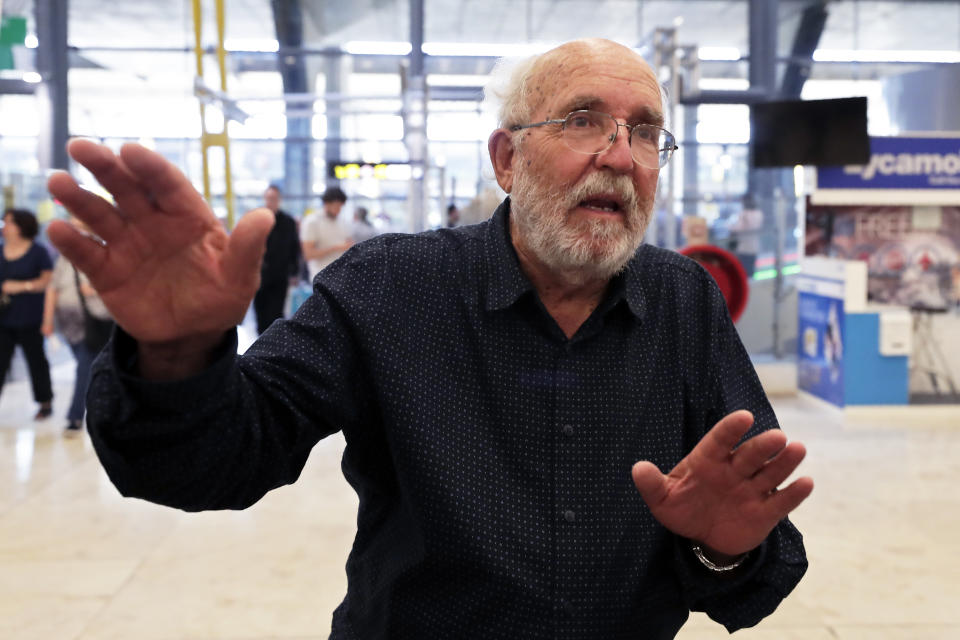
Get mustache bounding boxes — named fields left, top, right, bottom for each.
left=561, top=174, right=641, bottom=228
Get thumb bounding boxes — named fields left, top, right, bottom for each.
left=223, top=208, right=275, bottom=286
left=632, top=461, right=668, bottom=506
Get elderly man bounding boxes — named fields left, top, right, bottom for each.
left=46, top=39, right=811, bottom=639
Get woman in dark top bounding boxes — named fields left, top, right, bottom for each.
left=0, top=208, right=54, bottom=418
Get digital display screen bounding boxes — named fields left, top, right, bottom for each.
left=750, top=97, right=870, bottom=168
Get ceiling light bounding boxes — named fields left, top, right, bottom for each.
left=813, top=49, right=960, bottom=63
left=426, top=74, right=488, bottom=87
left=342, top=41, right=412, bottom=56
left=421, top=42, right=558, bottom=57
left=223, top=38, right=279, bottom=53
left=698, top=47, right=741, bottom=61
left=23, top=72, right=42, bottom=83
left=24, top=34, right=38, bottom=48
left=698, top=78, right=750, bottom=90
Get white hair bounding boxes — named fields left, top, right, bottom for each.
left=483, top=52, right=542, bottom=130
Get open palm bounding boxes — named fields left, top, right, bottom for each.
left=632, top=410, right=813, bottom=557
left=47, top=140, right=274, bottom=343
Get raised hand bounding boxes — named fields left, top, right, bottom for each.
left=631, top=410, right=813, bottom=557
left=47, top=140, right=274, bottom=344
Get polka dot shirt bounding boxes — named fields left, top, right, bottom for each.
left=87, top=198, right=808, bottom=640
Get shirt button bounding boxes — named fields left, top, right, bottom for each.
left=561, top=598, right=577, bottom=616
left=562, top=424, right=574, bottom=437
left=563, top=509, right=576, bottom=523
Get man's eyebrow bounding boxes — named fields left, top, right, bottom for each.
left=633, top=106, right=665, bottom=127
left=558, top=95, right=602, bottom=115
left=557, top=97, right=665, bottom=127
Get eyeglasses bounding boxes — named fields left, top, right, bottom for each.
left=509, top=109, right=678, bottom=169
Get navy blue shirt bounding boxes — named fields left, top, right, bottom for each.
left=0, top=242, right=53, bottom=328
left=88, top=199, right=806, bottom=640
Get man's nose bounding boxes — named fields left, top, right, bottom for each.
left=596, top=127, right=635, bottom=173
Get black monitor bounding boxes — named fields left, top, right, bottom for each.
left=750, top=96, right=870, bottom=168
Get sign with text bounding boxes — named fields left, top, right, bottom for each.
left=817, top=136, right=960, bottom=190
left=328, top=162, right=411, bottom=181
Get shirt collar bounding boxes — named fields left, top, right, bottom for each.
left=484, top=198, right=536, bottom=312
left=483, top=197, right=648, bottom=322
left=621, top=253, right=648, bottom=321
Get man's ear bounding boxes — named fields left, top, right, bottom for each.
left=488, top=128, right=517, bottom=193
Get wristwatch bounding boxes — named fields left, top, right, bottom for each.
left=691, top=544, right=748, bottom=572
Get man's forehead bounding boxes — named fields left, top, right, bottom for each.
left=530, top=43, right=661, bottom=117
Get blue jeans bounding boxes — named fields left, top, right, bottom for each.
left=67, top=340, right=95, bottom=423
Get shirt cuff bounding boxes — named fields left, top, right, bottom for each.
left=672, top=535, right=768, bottom=600
left=109, top=326, right=240, bottom=413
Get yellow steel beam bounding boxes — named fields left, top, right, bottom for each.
left=214, top=0, right=235, bottom=230
left=191, top=0, right=236, bottom=229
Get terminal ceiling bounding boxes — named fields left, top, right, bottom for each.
left=23, top=0, right=960, bottom=84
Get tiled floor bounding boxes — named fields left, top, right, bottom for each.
left=2, top=348, right=959, bottom=639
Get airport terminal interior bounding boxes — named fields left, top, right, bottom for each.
left=2, top=0, right=960, bottom=638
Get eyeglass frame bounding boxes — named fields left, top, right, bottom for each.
left=508, top=109, right=679, bottom=169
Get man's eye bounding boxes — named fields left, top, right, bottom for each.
left=634, top=127, right=655, bottom=141
left=569, top=116, right=593, bottom=128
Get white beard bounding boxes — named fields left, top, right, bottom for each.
left=510, top=169, right=653, bottom=285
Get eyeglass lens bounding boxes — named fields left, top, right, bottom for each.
left=562, top=111, right=673, bottom=168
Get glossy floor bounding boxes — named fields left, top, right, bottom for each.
left=2, top=358, right=958, bottom=639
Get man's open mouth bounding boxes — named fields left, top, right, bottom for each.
left=579, top=196, right=624, bottom=213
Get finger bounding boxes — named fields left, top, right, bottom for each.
left=730, top=428, right=788, bottom=478
left=66, top=139, right=154, bottom=216
left=767, top=476, right=814, bottom=517
left=699, top=410, right=754, bottom=462
left=222, top=208, right=275, bottom=288
left=46, top=219, right=109, bottom=279
left=48, top=171, right=127, bottom=242
left=752, top=442, right=807, bottom=493
left=119, top=143, right=212, bottom=218
left=631, top=461, right=668, bottom=507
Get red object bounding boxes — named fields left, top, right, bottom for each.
left=678, top=244, right=750, bottom=322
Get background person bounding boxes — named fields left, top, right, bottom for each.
left=446, top=203, right=460, bottom=227
left=0, top=208, right=54, bottom=419
left=253, top=185, right=301, bottom=334
left=42, top=216, right=112, bottom=435
left=46, top=38, right=811, bottom=638
left=300, top=186, right=352, bottom=282
left=350, top=206, right=379, bottom=243
left=730, top=194, right=763, bottom=278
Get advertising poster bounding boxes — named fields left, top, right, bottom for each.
left=797, top=291, right=845, bottom=406
left=805, top=204, right=960, bottom=310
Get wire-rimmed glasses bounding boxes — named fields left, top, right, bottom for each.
left=510, top=109, right=678, bottom=169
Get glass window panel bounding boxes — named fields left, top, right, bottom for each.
left=0, top=95, right=41, bottom=138
left=341, top=114, right=405, bottom=142
left=426, top=110, right=490, bottom=142
left=348, top=73, right=402, bottom=96
left=697, top=104, right=750, bottom=145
